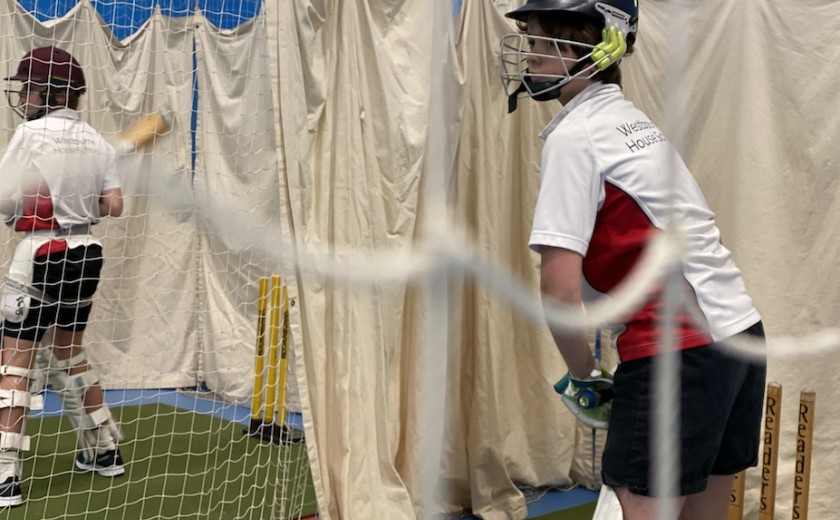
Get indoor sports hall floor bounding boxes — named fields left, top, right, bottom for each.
left=32, top=388, right=599, bottom=519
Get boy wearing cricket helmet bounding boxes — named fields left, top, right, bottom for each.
left=0, top=46, right=125, bottom=507
left=500, top=1, right=766, bottom=518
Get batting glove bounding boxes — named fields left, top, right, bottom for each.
left=554, top=369, right=615, bottom=430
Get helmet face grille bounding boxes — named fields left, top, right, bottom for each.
left=499, top=33, right=602, bottom=100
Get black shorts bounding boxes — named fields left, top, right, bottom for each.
left=601, top=321, right=766, bottom=496
left=3, top=244, right=103, bottom=342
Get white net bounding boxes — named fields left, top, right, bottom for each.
left=1, top=1, right=312, bottom=518
left=3, top=0, right=839, bottom=519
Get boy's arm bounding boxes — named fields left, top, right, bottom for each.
left=99, top=188, right=123, bottom=217
left=0, top=194, right=17, bottom=218
left=540, top=245, right=595, bottom=378
left=0, top=133, right=25, bottom=219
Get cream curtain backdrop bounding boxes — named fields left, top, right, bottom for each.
left=1, top=0, right=839, bottom=519
left=268, top=0, right=840, bottom=519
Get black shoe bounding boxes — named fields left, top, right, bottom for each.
left=75, top=449, right=125, bottom=477
left=0, top=476, right=22, bottom=508
left=244, top=421, right=305, bottom=445
left=277, top=424, right=305, bottom=445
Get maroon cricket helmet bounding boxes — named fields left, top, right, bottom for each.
left=5, top=46, right=86, bottom=93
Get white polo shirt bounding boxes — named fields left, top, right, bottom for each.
left=0, top=108, right=119, bottom=251
left=529, top=83, right=760, bottom=362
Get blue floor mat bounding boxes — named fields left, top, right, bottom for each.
left=459, top=486, right=598, bottom=519
left=30, top=387, right=304, bottom=430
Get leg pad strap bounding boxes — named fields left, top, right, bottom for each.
left=81, top=406, right=113, bottom=431
left=0, top=432, right=30, bottom=452
left=0, top=365, right=42, bottom=411
left=0, top=389, right=32, bottom=410
left=50, top=353, right=87, bottom=372
left=0, top=366, right=31, bottom=379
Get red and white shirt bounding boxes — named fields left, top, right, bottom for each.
left=0, top=108, right=119, bottom=255
left=529, top=83, right=759, bottom=362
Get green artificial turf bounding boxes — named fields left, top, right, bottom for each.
left=0, top=404, right=316, bottom=520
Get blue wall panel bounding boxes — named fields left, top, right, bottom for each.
left=199, top=0, right=261, bottom=30
left=91, top=0, right=158, bottom=40
left=16, top=0, right=260, bottom=39
left=15, top=0, right=78, bottom=20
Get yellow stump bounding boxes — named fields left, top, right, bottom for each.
left=759, top=382, right=782, bottom=519
left=264, top=275, right=282, bottom=424
left=248, top=277, right=269, bottom=421
left=728, top=470, right=746, bottom=520
left=275, top=284, right=290, bottom=428
left=792, top=389, right=816, bottom=520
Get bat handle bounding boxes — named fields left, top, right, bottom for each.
left=594, top=327, right=602, bottom=370
left=117, top=140, right=136, bottom=154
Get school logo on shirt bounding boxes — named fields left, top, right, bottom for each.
left=615, top=118, right=668, bottom=153
left=51, top=136, right=96, bottom=153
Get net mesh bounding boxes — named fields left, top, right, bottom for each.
left=3, top=1, right=836, bottom=519
left=1, top=1, right=312, bottom=518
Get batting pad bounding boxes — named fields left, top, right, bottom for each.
left=592, top=486, right=623, bottom=519
left=569, top=421, right=608, bottom=490
left=570, top=328, right=617, bottom=490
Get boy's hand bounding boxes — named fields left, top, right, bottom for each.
left=554, top=369, right=614, bottom=430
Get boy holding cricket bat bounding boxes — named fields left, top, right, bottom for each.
left=499, top=1, right=766, bottom=518
left=0, top=46, right=125, bottom=507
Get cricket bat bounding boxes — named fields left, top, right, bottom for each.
left=117, top=112, right=172, bottom=153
